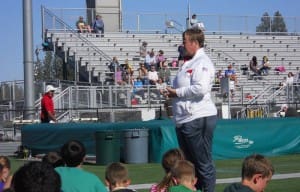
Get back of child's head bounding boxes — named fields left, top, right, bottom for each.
left=171, top=160, right=196, bottom=184
left=42, top=151, right=65, bottom=168
left=155, top=148, right=185, bottom=190
left=105, top=162, right=130, bottom=190
left=12, top=161, right=61, bottom=192
left=241, top=154, right=274, bottom=180
left=161, top=148, right=185, bottom=173
left=60, top=140, right=86, bottom=167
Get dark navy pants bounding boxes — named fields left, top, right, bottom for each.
left=176, top=115, right=217, bottom=192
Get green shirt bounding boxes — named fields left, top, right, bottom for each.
left=223, top=183, right=254, bottom=192
left=169, top=184, right=201, bottom=192
left=55, top=167, right=107, bottom=192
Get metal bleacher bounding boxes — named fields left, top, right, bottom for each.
left=47, top=29, right=300, bottom=109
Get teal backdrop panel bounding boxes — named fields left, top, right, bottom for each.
left=22, top=118, right=300, bottom=162
left=213, top=118, right=300, bottom=159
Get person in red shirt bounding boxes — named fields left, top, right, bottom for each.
left=40, top=85, right=57, bottom=123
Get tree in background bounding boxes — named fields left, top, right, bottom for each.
left=256, top=11, right=287, bottom=35
left=35, top=51, right=53, bottom=81
left=34, top=45, right=75, bottom=81
left=256, top=12, right=271, bottom=35
left=272, top=11, right=288, bottom=35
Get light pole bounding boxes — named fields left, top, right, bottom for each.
left=186, top=0, right=191, bottom=29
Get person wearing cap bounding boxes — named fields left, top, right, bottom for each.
left=40, top=85, right=57, bottom=123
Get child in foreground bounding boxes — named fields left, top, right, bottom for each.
left=169, top=160, right=201, bottom=192
left=150, top=148, right=185, bottom=192
left=223, top=154, right=274, bottom=192
left=105, top=162, right=136, bottom=192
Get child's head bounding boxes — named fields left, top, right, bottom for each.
left=42, top=151, right=65, bottom=168
left=155, top=148, right=185, bottom=190
left=12, top=161, right=61, bottom=192
left=161, top=148, right=185, bottom=173
left=241, top=154, right=274, bottom=192
left=0, top=156, right=11, bottom=181
left=60, top=140, right=86, bottom=167
left=171, top=160, right=197, bottom=190
left=105, top=162, right=131, bottom=191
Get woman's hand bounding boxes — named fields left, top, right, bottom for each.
left=165, top=87, right=177, bottom=98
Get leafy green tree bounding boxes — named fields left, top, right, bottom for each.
left=42, top=51, right=53, bottom=80
left=256, top=12, right=271, bottom=34
left=271, top=11, right=288, bottom=35
left=256, top=11, right=288, bottom=35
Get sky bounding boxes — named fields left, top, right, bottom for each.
left=0, top=0, right=299, bottom=82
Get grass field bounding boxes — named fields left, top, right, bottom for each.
left=9, top=153, right=300, bottom=192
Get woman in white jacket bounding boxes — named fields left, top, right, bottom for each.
left=163, top=28, right=217, bottom=192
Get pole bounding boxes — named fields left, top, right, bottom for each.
left=23, top=0, right=35, bottom=120
left=186, top=0, right=191, bottom=29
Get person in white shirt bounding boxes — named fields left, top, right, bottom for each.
left=145, top=51, right=156, bottom=70
left=163, top=28, right=217, bottom=192
left=190, top=14, right=198, bottom=27
left=190, top=14, right=205, bottom=31
left=286, top=72, right=294, bottom=86
left=148, top=65, right=159, bottom=85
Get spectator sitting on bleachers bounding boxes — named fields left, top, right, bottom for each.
left=108, top=56, right=120, bottom=72
left=225, top=64, right=237, bottom=83
left=215, top=70, right=224, bottom=85
left=249, top=56, right=260, bottom=75
left=92, top=15, right=104, bottom=37
left=139, top=41, right=148, bottom=58
left=132, top=77, right=145, bottom=104
left=76, top=16, right=91, bottom=33
left=286, top=72, right=294, bottom=86
left=122, top=59, right=134, bottom=84
left=137, top=62, right=149, bottom=85
left=148, top=65, right=159, bottom=85
left=190, top=14, right=205, bottom=31
left=225, top=64, right=237, bottom=97
left=260, top=56, right=271, bottom=75
left=114, top=66, right=125, bottom=85
left=278, top=104, right=299, bottom=117
left=145, top=51, right=156, bottom=70
left=276, top=77, right=287, bottom=90
left=156, top=50, right=165, bottom=70
left=133, top=77, right=143, bottom=89
left=171, top=58, right=178, bottom=68
left=211, top=70, right=223, bottom=91
left=156, top=77, right=167, bottom=90
left=158, top=60, right=171, bottom=85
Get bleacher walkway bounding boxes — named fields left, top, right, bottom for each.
left=129, top=173, right=300, bottom=190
